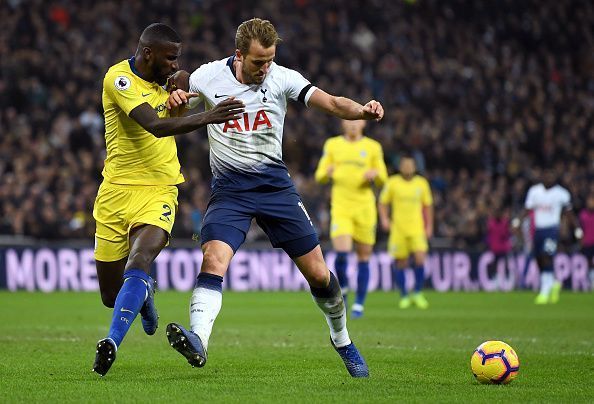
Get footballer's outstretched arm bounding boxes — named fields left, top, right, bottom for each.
left=378, top=203, right=391, bottom=232
left=562, top=207, right=583, bottom=240
left=308, top=88, right=384, bottom=122
left=129, top=99, right=244, bottom=138
left=511, top=209, right=530, bottom=230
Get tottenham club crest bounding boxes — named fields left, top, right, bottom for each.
left=115, top=76, right=131, bottom=91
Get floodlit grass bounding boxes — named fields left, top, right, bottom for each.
left=0, top=291, right=592, bottom=403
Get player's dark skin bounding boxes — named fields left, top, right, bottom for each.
left=96, top=39, right=244, bottom=307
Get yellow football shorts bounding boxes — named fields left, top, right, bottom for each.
left=93, top=181, right=178, bottom=262
left=330, top=203, right=377, bottom=245
left=388, top=231, right=428, bottom=260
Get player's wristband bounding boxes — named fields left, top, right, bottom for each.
left=511, top=218, right=520, bottom=228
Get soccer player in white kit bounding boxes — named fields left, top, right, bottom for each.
left=164, top=18, right=384, bottom=377
left=513, top=169, right=582, bottom=304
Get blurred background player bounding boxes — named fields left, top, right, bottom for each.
left=485, top=203, right=512, bottom=288
left=379, top=155, right=433, bottom=309
left=518, top=211, right=535, bottom=289
left=512, top=168, right=582, bottom=304
left=164, top=18, right=384, bottom=377
left=314, top=120, right=387, bottom=318
left=92, top=23, right=243, bottom=376
left=578, top=194, right=594, bottom=288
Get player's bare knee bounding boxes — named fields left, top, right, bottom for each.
left=537, top=255, right=551, bottom=268
left=202, top=249, right=229, bottom=275
left=357, top=252, right=372, bottom=262
left=396, top=259, right=408, bottom=270
left=306, top=267, right=330, bottom=288
left=126, top=250, right=151, bottom=271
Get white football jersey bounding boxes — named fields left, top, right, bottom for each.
left=188, top=56, right=317, bottom=190
left=524, top=183, right=571, bottom=228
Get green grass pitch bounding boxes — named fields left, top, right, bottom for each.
left=0, top=290, right=592, bottom=403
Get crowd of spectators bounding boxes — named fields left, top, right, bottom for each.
left=1, top=0, right=594, bottom=250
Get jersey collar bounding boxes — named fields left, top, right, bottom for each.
left=227, top=55, right=238, bottom=80
left=128, top=56, right=154, bottom=84
left=129, top=57, right=141, bottom=77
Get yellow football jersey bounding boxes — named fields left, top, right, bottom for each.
left=315, top=136, right=387, bottom=209
left=380, top=174, right=433, bottom=235
left=101, top=58, right=184, bottom=186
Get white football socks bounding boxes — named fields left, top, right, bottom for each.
left=539, top=272, right=555, bottom=296
left=312, top=294, right=351, bottom=348
left=189, top=286, right=222, bottom=351
left=310, top=272, right=352, bottom=348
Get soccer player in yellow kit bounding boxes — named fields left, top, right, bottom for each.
left=92, top=23, right=243, bottom=376
left=315, top=120, right=387, bottom=318
left=379, top=155, right=433, bottom=309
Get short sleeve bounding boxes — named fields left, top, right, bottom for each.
left=103, top=71, right=144, bottom=116
left=372, top=142, right=388, bottom=186
left=187, top=64, right=210, bottom=109
left=525, top=188, right=536, bottom=209
left=188, top=64, right=209, bottom=94
left=422, top=178, right=433, bottom=206
left=379, top=180, right=393, bottom=205
left=281, top=67, right=317, bottom=106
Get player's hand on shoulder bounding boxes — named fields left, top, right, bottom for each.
left=205, top=98, right=245, bottom=124
left=362, top=100, right=384, bottom=122
left=166, top=70, right=190, bottom=93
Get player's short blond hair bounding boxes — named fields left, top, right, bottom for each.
left=235, top=18, right=282, bottom=55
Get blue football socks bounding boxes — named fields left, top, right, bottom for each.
left=394, top=265, right=407, bottom=297
left=414, top=265, right=425, bottom=293
left=355, top=261, right=369, bottom=306
left=335, top=252, right=349, bottom=290
left=107, top=269, right=150, bottom=347
left=541, top=263, right=554, bottom=274
left=195, top=272, right=224, bottom=291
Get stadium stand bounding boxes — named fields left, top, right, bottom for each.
left=1, top=0, right=593, bottom=249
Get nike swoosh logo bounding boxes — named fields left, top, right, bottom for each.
left=142, top=93, right=151, bottom=97
left=120, top=308, right=134, bottom=314
left=214, top=93, right=228, bottom=98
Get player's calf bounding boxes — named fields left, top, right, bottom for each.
left=100, top=291, right=117, bottom=308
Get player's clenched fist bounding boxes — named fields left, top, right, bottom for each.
left=362, top=100, right=384, bottom=122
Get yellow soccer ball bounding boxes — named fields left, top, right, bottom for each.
left=470, top=340, right=520, bottom=384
